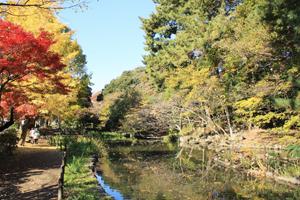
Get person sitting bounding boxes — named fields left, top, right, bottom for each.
left=32, top=127, right=40, bottom=144
left=29, top=128, right=35, bottom=144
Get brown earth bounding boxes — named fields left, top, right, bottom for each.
left=0, top=138, right=62, bottom=200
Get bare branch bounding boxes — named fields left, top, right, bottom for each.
left=0, top=0, right=88, bottom=11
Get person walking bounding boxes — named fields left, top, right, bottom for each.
left=20, top=117, right=29, bottom=146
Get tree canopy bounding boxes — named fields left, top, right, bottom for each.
left=0, top=1, right=93, bottom=130
left=0, top=0, right=86, bottom=16
left=99, top=0, right=300, bottom=137
left=0, top=19, right=67, bottom=131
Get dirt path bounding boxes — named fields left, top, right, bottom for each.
left=0, top=139, right=62, bottom=200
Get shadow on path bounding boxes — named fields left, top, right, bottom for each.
left=0, top=143, right=61, bottom=200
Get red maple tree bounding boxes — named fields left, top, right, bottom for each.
left=0, top=19, right=67, bottom=131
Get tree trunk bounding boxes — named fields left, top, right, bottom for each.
left=225, top=106, right=233, bottom=137
left=0, top=107, right=14, bottom=133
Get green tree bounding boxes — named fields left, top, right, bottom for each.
left=141, top=0, right=300, bottom=133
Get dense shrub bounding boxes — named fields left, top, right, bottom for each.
left=0, top=128, right=18, bottom=155
left=49, top=135, right=107, bottom=157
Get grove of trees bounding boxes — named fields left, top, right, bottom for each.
left=0, top=0, right=93, bottom=136
left=99, top=0, right=300, bottom=138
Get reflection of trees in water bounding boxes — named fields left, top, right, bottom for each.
left=99, top=144, right=300, bottom=200
left=209, top=186, right=249, bottom=200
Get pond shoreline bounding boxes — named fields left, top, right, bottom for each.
left=178, top=130, right=300, bottom=187
left=94, top=138, right=300, bottom=199
left=89, top=130, right=300, bottom=187
left=49, top=133, right=300, bottom=199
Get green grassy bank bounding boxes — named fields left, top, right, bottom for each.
left=50, top=136, right=111, bottom=200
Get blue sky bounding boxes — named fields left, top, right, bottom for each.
left=58, top=0, right=155, bottom=92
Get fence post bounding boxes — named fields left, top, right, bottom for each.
left=58, top=151, right=66, bottom=200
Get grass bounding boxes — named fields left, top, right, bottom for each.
left=282, top=165, right=300, bottom=178
left=86, top=131, right=135, bottom=142
left=64, top=156, right=101, bottom=200
left=266, top=149, right=300, bottom=179
left=50, top=135, right=110, bottom=199
left=281, top=145, right=300, bottom=178
left=286, top=144, right=300, bottom=158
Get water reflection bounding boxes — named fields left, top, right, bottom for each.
left=95, top=173, right=125, bottom=200
left=96, top=141, right=300, bottom=200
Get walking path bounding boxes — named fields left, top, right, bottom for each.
left=0, top=139, right=62, bottom=200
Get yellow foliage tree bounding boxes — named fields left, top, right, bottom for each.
left=6, top=1, right=86, bottom=124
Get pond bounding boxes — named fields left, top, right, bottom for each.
left=96, top=141, right=300, bottom=200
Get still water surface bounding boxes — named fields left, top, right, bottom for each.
left=96, top=141, right=299, bottom=200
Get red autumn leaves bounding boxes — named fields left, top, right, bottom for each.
left=0, top=19, right=67, bottom=119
